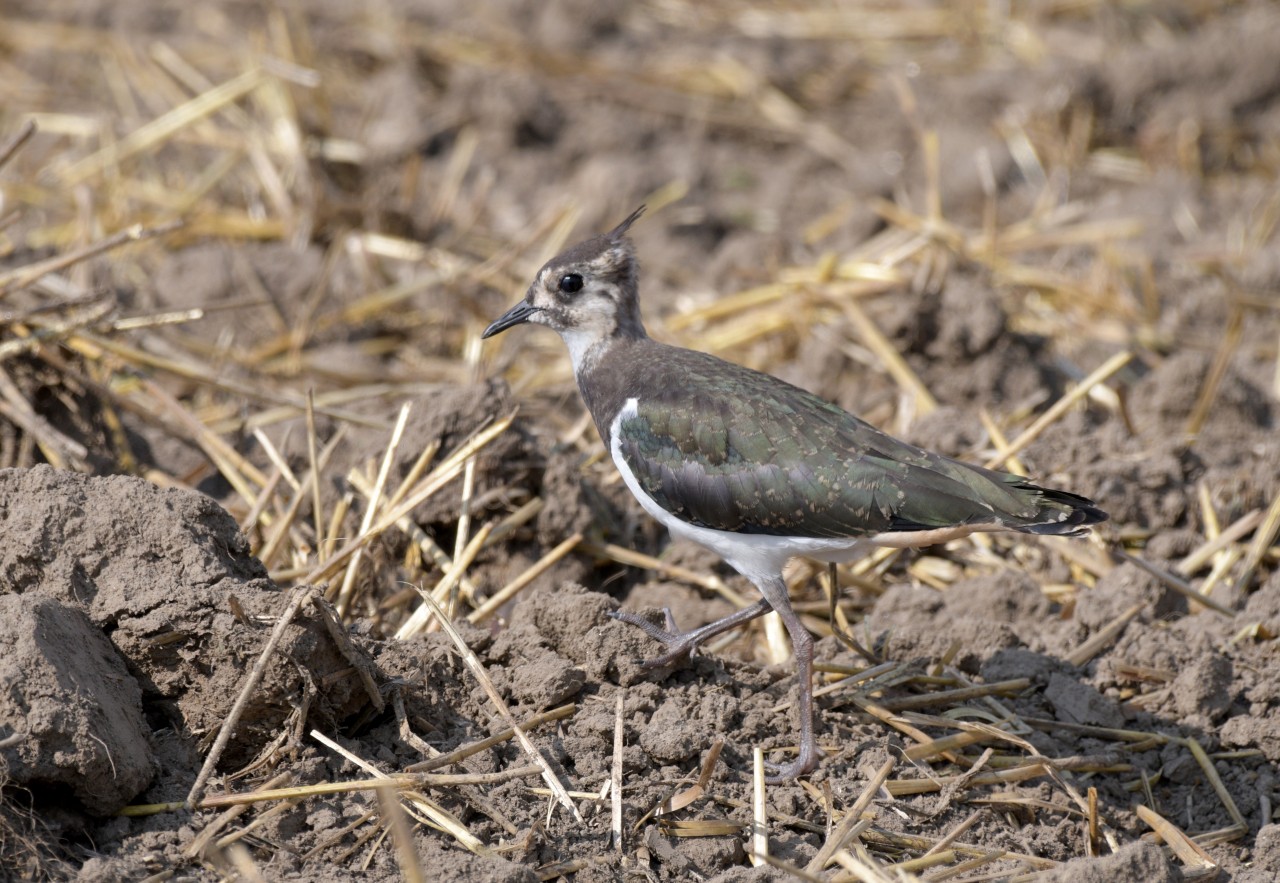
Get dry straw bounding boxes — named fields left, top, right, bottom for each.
left=1, top=1, right=1275, bottom=878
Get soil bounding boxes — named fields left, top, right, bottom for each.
left=2, top=1, right=1280, bottom=881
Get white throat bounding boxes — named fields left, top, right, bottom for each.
left=561, top=328, right=607, bottom=376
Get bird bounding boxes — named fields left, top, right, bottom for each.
left=482, top=207, right=1106, bottom=782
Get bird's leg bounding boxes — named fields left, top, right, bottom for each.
left=825, top=561, right=879, bottom=664
left=753, top=575, right=821, bottom=783
left=610, top=597, right=773, bottom=669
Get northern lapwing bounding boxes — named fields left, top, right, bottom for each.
left=482, top=207, right=1106, bottom=781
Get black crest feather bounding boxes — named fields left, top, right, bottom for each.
left=608, top=205, right=645, bottom=240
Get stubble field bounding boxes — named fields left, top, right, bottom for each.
left=1, top=1, right=1279, bottom=880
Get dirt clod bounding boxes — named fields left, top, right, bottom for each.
left=1039, top=840, right=1180, bottom=883
left=0, top=596, right=153, bottom=815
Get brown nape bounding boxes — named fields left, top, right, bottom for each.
left=610, top=292, right=647, bottom=340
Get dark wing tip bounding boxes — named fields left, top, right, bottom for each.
left=1020, top=488, right=1108, bottom=536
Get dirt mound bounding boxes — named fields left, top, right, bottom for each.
left=0, top=467, right=372, bottom=824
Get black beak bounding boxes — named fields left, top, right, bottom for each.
left=482, top=301, right=541, bottom=339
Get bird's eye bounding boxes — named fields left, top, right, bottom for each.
left=558, top=273, right=584, bottom=294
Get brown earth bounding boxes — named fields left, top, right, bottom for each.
left=1, top=1, right=1279, bottom=881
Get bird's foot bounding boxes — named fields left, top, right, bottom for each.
left=763, top=739, right=824, bottom=785
left=610, top=598, right=775, bottom=669
left=608, top=608, right=701, bottom=669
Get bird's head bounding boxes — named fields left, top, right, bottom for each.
left=482, top=207, right=648, bottom=370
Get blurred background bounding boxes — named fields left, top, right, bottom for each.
left=3, top=0, right=1278, bottom=604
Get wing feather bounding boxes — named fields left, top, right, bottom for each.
left=611, top=348, right=1097, bottom=539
